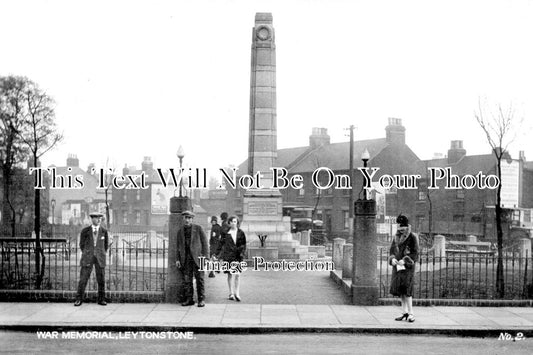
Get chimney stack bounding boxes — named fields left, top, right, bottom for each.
left=309, top=127, right=330, bottom=148
left=66, top=154, right=79, bottom=167
left=142, top=156, right=153, bottom=172
left=385, top=118, right=406, bottom=145
left=447, top=140, right=466, bottom=164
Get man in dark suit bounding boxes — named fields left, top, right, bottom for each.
left=176, top=210, right=208, bottom=307
left=220, top=212, right=229, bottom=234
left=208, top=216, right=221, bottom=278
left=74, top=211, right=109, bottom=306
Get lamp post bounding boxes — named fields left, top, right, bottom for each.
left=177, top=145, right=185, bottom=197
left=51, top=199, right=56, bottom=237
left=352, top=147, right=377, bottom=305
left=167, top=145, right=191, bottom=303
left=361, top=149, right=370, bottom=200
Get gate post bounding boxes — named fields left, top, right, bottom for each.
left=352, top=199, right=378, bottom=305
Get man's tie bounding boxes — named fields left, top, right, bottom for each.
left=93, top=228, right=98, bottom=247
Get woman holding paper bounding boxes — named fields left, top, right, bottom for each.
left=216, top=215, right=247, bottom=302
left=389, top=214, right=419, bottom=322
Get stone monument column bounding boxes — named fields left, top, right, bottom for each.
left=247, top=12, right=278, bottom=192
left=241, top=13, right=310, bottom=259
left=243, top=13, right=282, bottom=229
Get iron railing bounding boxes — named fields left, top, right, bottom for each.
left=378, top=248, right=533, bottom=300
left=1, top=231, right=168, bottom=292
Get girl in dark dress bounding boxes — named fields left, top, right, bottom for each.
left=388, top=215, right=419, bottom=322
left=216, top=215, right=246, bottom=301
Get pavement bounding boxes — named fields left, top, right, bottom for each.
left=203, top=269, right=351, bottom=305
left=2, top=269, right=533, bottom=337
left=2, top=302, right=533, bottom=337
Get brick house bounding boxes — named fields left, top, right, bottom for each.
left=227, top=118, right=421, bottom=240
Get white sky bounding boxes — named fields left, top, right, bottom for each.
left=1, top=0, right=532, bottom=177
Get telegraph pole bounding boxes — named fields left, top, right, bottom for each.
left=348, top=125, right=355, bottom=241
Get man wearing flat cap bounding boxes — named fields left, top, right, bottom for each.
left=176, top=210, right=209, bottom=307
left=74, top=211, right=109, bottom=306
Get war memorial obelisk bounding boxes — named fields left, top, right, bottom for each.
left=242, top=13, right=309, bottom=259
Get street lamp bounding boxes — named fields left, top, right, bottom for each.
left=177, top=146, right=185, bottom=198
left=361, top=149, right=370, bottom=200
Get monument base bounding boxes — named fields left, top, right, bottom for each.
left=247, top=247, right=278, bottom=261
left=242, top=193, right=311, bottom=260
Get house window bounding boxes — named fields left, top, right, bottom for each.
left=524, top=210, right=531, bottom=223
left=456, top=189, right=465, bottom=199
left=343, top=211, right=350, bottom=230
left=298, top=188, right=305, bottom=197
left=416, top=216, right=425, bottom=231
left=136, top=190, right=141, bottom=201
left=471, top=215, right=482, bottom=223
left=122, top=192, right=127, bottom=202
left=135, top=211, right=141, bottom=224
left=418, top=191, right=426, bottom=201
left=453, top=215, right=464, bottom=222
left=122, top=211, right=128, bottom=224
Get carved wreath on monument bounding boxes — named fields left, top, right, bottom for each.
left=256, top=25, right=271, bottom=41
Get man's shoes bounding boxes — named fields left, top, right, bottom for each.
left=181, top=299, right=195, bottom=306
left=208, top=272, right=215, bottom=278
left=74, top=300, right=82, bottom=307
left=407, top=314, right=415, bottom=323
left=228, top=294, right=235, bottom=301
left=98, top=300, right=107, bottom=306
left=235, top=295, right=241, bottom=302
left=197, top=300, right=205, bottom=307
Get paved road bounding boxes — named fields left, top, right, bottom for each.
left=203, top=268, right=351, bottom=305
left=2, top=332, right=531, bottom=355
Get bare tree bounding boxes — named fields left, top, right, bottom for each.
left=475, top=98, right=523, bottom=298
left=0, top=76, right=30, bottom=236
left=423, top=161, right=435, bottom=247
left=102, top=157, right=117, bottom=230
left=16, top=78, right=63, bottom=289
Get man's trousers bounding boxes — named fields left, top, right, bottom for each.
left=182, top=256, right=205, bottom=302
left=76, top=255, right=105, bottom=301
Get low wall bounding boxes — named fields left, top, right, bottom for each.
left=0, top=290, right=164, bottom=303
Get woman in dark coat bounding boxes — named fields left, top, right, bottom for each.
left=389, top=214, right=419, bottom=322
left=216, top=215, right=246, bottom=301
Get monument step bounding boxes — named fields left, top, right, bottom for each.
left=293, top=246, right=310, bottom=253
left=241, top=222, right=290, bottom=234
left=248, top=240, right=300, bottom=248
left=278, top=252, right=317, bottom=260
